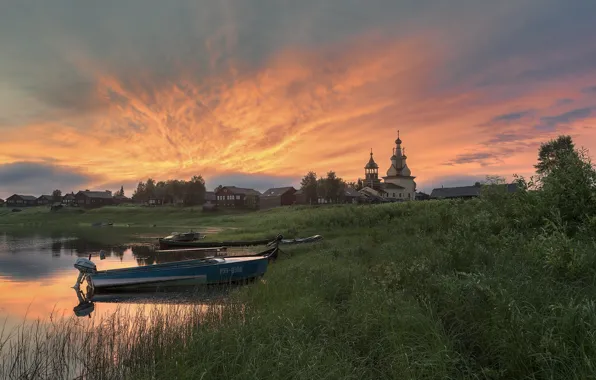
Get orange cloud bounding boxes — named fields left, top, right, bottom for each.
left=0, top=31, right=595, bottom=193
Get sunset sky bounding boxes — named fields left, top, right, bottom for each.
left=1, top=0, right=595, bottom=198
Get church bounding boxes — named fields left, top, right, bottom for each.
left=359, top=131, right=416, bottom=201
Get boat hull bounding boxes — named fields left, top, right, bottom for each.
left=88, top=256, right=269, bottom=292
left=158, top=237, right=274, bottom=250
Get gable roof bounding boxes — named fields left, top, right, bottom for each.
left=63, top=193, right=76, bottom=199
left=218, top=186, right=261, bottom=196
left=76, top=191, right=114, bottom=199
left=382, top=183, right=405, bottom=190
left=37, top=195, right=54, bottom=200
left=430, top=183, right=519, bottom=199
left=344, top=187, right=362, bottom=197
left=7, top=194, right=37, bottom=201
left=262, top=187, right=296, bottom=197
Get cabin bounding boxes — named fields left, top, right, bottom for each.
left=259, top=187, right=297, bottom=209
left=62, top=193, right=76, bottom=206
left=202, top=191, right=217, bottom=211
left=430, top=182, right=520, bottom=200
left=74, top=190, right=115, bottom=208
left=113, top=195, right=133, bottom=204
left=415, top=192, right=431, bottom=201
left=215, top=186, right=261, bottom=209
left=5, top=194, right=38, bottom=207
left=343, top=187, right=363, bottom=204
left=37, top=195, right=54, bottom=205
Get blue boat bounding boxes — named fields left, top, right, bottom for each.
left=73, top=240, right=280, bottom=292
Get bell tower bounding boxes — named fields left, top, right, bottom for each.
left=364, top=149, right=382, bottom=190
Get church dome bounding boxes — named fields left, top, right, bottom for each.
left=395, top=137, right=402, bottom=145
left=365, top=152, right=378, bottom=169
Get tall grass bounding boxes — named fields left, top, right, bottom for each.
left=2, top=157, right=596, bottom=379
left=0, top=300, right=238, bottom=379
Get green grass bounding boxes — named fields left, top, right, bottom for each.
left=2, top=186, right=596, bottom=379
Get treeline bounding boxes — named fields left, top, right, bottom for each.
left=131, top=176, right=206, bottom=206
left=299, top=170, right=360, bottom=204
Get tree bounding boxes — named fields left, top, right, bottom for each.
left=184, top=175, right=206, bottom=205
left=52, top=189, right=62, bottom=202
left=300, top=171, right=318, bottom=205
left=535, top=135, right=576, bottom=176
left=114, top=186, right=125, bottom=197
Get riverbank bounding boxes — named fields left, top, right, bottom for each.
left=2, top=184, right=596, bottom=379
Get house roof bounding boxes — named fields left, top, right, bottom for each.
left=218, top=186, right=261, bottom=196
left=38, top=195, right=54, bottom=200
left=382, top=183, right=405, bottom=190
left=344, top=187, right=362, bottom=197
left=8, top=194, right=37, bottom=201
left=262, top=187, right=296, bottom=197
left=76, top=191, right=114, bottom=199
left=430, top=183, right=519, bottom=199
left=63, top=193, right=75, bottom=199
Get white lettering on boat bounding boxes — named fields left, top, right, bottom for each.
left=220, top=266, right=243, bottom=275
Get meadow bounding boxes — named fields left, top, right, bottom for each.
left=2, top=142, right=596, bottom=379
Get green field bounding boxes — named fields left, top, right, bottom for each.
left=3, top=184, right=596, bottom=379
left=2, top=139, right=596, bottom=379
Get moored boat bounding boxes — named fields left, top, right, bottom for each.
left=73, top=239, right=281, bottom=292
left=158, top=233, right=322, bottom=250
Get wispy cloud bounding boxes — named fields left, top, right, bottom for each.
left=0, top=0, right=596, bottom=195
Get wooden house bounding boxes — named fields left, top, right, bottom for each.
left=113, top=195, right=133, bottom=204
left=37, top=195, right=54, bottom=205
left=430, top=182, right=519, bottom=200
left=343, top=187, right=363, bottom=204
left=62, top=193, right=76, bottom=206
left=6, top=194, right=38, bottom=207
left=215, top=186, right=261, bottom=209
left=202, top=191, right=217, bottom=211
left=259, top=187, right=297, bottom=209
left=75, top=190, right=115, bottom=208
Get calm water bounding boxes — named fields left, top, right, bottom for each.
left=0, top=231, right=243, bottom=330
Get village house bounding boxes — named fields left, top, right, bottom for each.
left=259, top=187, right=297, bottom=209
left=202, top=191, right=217, bottom=211
left=113, top=195, right=133, bottom=204
left=343, top=187, right=363, bottom=204
left=62, top=193, right=76, bottom=206
left=215, top=186, right=261, bottom=209
left=5, top=194, right=38, bottom=207
left=36, top=195, right=54, bottom=206
left=430, top=182, right=520, bottom=200
left=74, top=190, right=115, bottom=208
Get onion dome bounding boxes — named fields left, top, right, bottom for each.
left=365, top=150, right=379, bottom=169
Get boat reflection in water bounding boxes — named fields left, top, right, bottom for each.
left=72, top=283, right=236, bottom=318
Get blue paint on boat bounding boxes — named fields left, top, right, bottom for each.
left=73, top=241, right=281, bottom=292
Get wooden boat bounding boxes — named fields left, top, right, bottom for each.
left=73, top=240, right=280, bottom=292
left=280, top=235, right=323, bottom=244
left=162, top=231, right=203, bottom=242
left=158, top=233, right=322, bottom=250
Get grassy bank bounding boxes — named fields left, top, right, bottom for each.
left=2, top=185, right=596, bottom=379
left=2, top=147, right=596, bottom=379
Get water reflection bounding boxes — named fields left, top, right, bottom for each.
left=0, top=231, right=256, bottom=326
left=73, top=284, right=234, bottom=319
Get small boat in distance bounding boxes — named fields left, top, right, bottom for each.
left=73, top=237, right=282, bottom=292
left=162, top=231, right=203, bottom=242
left=158, top=233, right=322, bottom=250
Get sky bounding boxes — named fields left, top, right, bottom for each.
left=0, top=0, right=595, bottom=197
